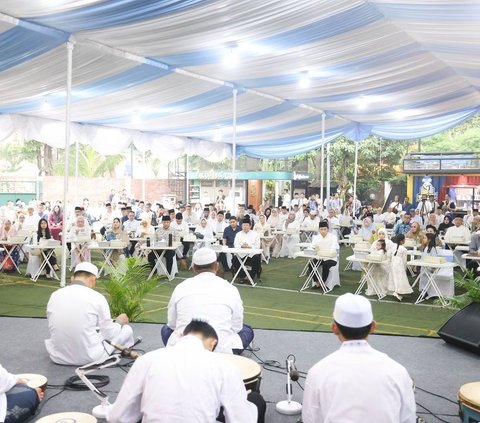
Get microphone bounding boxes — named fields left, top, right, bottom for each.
left=289, top=361, right=300, bottom=382
left=105, top=338, right=142, bottom=360
left=276, top=357, right=302, bottom=415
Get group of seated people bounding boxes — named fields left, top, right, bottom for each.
left=1, top=250, right=417, bottom=422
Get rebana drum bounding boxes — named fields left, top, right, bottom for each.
left=459, top=382, right=480, bottom=423
left=218, top=353, right=262, bottom=392
left=36, top=412, right=97, bottom=423
left=17, top=373, right=48, bottom=392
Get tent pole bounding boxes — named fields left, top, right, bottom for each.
left=320, top=113, right=325, bottom=214
left=142, top=151, right=146, bottom=200
left=74, top=138, right=79, bottom=205
left=231, top=89, right=238, bottom=213
left=326, top=142, right=331, bottom=201
left=353, top=141, right=359, bottom=216
left=60, top=41, right=74, bottom=288
left=184, top=154, right=189, bottom=204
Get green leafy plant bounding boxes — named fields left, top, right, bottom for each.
left=102, top=257, right=159, bottom=321
left=440, top=270, right=480, bottom=309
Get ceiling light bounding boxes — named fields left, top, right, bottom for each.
left=357, top=95, right=369, bottom=111
left=223, top=47, right=239, bottom=68
left=132, top=111, right=141, bottom=124
left=394, top=109, right=409, bottom=120
left=41, top=99, right=51, bottom=112
left=214, top=127, right=223, bottom=141
left=298, top=71, right=310, bottom=89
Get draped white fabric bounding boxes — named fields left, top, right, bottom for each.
left=0, top=0, right=478, bottom=158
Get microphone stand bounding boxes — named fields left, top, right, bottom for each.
left=75, top=354, right=122, bottom=419
left=276, top=359, right=302, bottom=415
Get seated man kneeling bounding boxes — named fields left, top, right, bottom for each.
left=109, top=320, right=266, bottom=423
left=162, top=248, right=254, bottom=354
left=45, top=262, right=135, bottom=365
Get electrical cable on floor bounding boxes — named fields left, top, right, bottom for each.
left=246, top=347, right=461, bottom=421
left=34, top=387, right=66, bottom=414
left=65, top=374, right=110, bottom=391
left=416, top=385, right=457, bottom=404
left=416, top=401, right=452, bottom=423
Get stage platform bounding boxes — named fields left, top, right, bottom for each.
left=1, top=316, right=475, bottom=423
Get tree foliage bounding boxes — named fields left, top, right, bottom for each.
left=54, top=144, right=125, bottom=177
left=102, top=257, right=159, bottom=321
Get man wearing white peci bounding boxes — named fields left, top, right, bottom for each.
left=161, top=248, right=254, bottom=354
left=45, top=262, right=135, bottom=365
left=302, top=293, right=416, bottom=423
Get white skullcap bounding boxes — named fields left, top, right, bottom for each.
left=74, top=262, right=99, bottom=277
left=192, top=248, right=217, bottom=266
left=333, top=293, right=373, bottom=328
left=309, top=210, right=317, bottom=215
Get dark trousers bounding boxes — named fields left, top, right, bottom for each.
left=216, top=391, right=266, bottom=423
left=218, top=252, right=230, bottom=271
left=128, top=240, right=137, bottom=257
left=466, top=259, right=480, bottom=277
left=149, top=250, right=175, bottom=273
left=310, top=259, right=337, bottom=282
left=5, top=384, right=39, bottom=423
left=181, top=240, right=191, bottom=258
left=161, top=323, right=254, bottom=351
left=232, top=254, right=261, bottom=278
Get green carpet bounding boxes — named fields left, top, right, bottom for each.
left=0, top=248, right=458, bottom=337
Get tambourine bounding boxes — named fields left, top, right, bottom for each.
left=35, top=412, right=97, bottom=422
left=17, top=373, right=47, bottom=392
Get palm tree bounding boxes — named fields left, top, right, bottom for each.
left=54, top=145, right=125, bottom=177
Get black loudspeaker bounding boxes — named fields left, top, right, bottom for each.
left=438, top=302, right=480, bottom=354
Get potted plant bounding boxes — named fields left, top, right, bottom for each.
left=102, top=257, right=159, bottom=322
left=442, top=270, right=480, bottom=309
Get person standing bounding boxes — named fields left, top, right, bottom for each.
left=45, top=262, right=135, bottom=365
left=302, top=293, right=416, bottom=423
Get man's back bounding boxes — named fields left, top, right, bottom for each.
left=108, top=336, right=256, bottom=423
left=45, top=284, right=117, bottom=365
left=167, top=273, right=243, bottom=352
left=303, top=340, right=415, bottom=423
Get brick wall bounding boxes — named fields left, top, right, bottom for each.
left=42, top=176, right=185, bottom=204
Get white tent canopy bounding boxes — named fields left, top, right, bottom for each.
left=0, top=0, right=479, bottom=159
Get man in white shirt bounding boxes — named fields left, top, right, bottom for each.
left=123, top=210, right=140, bottom=256
left=389, top=195, right=402, bottom=214
left=162, top=248, right=253, bottom=353
left=311, top=221, right=339, bottom=287
left=233, top=217, right=262, bottom=282
left=23, top=205, right=40, bottom=230
left=45, top=262, right=134, bottom=365
left=302, top=293, right=416, bottom=423
left=213, top=210, right=228, bottom=235
left=182, top=204, right=198, bottom=225
left=444, top=214, right=472, bottom=249
left=108, top=320, right=265, bottom=423
left=302, top=210, right=320, bottom=229
left=326, top=209, right=339, bottom=234
left=381, top=206, right=397, bottom=229
left=170, top=212, right=191, bottom=259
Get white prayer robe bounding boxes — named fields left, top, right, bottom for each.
left=166, top=272, right=244, bottom=352
left=0, top=364, right=17, bottom=422
left=108, top=335, right=257, bottom=423
left=45, top=283, right=134, bottom=365
left=302, top=340, right=416, bottom=423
